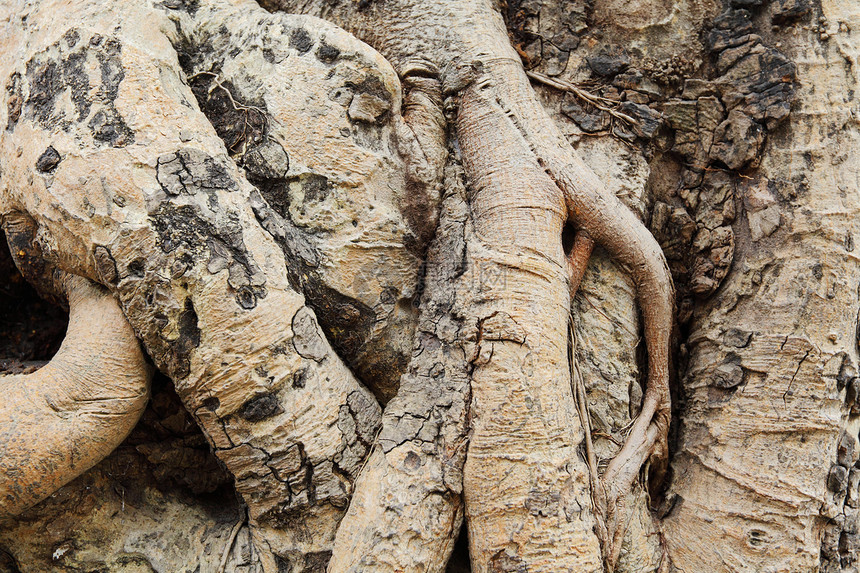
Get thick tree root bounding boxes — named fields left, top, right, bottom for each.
left=261, top=0, right=674, bottom=568
left=0, top=226, right=151, bottom=518
left=462, top=58, right=674, bottom=570
left=326, top=164, right=464, bottom=573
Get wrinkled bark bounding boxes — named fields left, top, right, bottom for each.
left=0, top=268, right=150, bottom=519
left=2, top=0, right=860, bottom=572
left=663, top=2, right=860, bottom=570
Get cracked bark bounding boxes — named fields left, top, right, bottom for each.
left=2, top=0, right=859, bottom=572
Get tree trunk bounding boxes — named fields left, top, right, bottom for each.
left=0, top=0, right=858, bottom=571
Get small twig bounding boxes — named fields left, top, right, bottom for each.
left=592, top=430, right=624, bottom=447
left=355, top=424, right=384, bottom=479
left=526, top=70, right=638, bottom=125
left=217, top=514, right=246, bottom=573
left=187, top=71, right=269, bottom=156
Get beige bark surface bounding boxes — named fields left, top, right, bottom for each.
left=4, top=0, right=860, bottom=571
left=0, top=1, right=387, bottom=568
left=664, top=1, right=860, bottom=570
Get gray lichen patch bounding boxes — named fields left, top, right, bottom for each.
left=149, top=201, right=266, bottom=308
left=156, top=148, right=240, bottom=198
left=151, top=148, right=267, bottom=309
left=334, top=390, right=382, bottom=477
left=505, top=0, right=589, bottom=74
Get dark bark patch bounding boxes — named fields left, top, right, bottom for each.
left=561, top=96, right=610, bottom=133
left=0, top=547, right=20, bottom=573
left=287, top=173, right=331, bottom=203
left=488, top=548, right=527, bottom=573
left=587, top=45, right=630, bottom=77
left=236, top=285, right=258, bottom=309
left=303, top=274, right=375, bottom=364
left=274, top=556, right=291, bottom=573
left=91, top=38, right=133, bottom=146
left=24, top=57, right=63, bottom=127
left=525, top=488, right=561, bottom=517
left=157, top=0, right=199, bottom=13
left=202, top=396, right=220, bottom=411
left=403, top=450, right=421, bottom=471
left=35, top=146, right=61, bottom=173
left=63, top=49, right=91, bottom=122
left=5, top=72, right=22, bottom=129
left=187, top=72, right=268, bottom=155
left=344, top=75, right=392, bottom=125
left=177, top=298, right=201, bottom=346
left=238, top=392, right=283, bottom=422
left=837, top=431, right=855, bottom=468
left=127, top=258, right=146, bottom=278
left=62, top=28, right=80, bottom=48
left=772, top=0, right=812, bottom=23
left=161, top=297, right=200, bottom=380
left=316, top=42, right=340, bottom=64
left=23, top=34, right=134, bottom=145
left=289, top=28, right=314, bottom=54
left=828, top=464, right=849, bottom=493
left=723, top=328, right=752, bottom=348
left=301, top=551, right=332, bottom=573
left=292, top=368, right=307, bottom=389
left=88, top=109, right=133, bottom=147
left=710, top=352, right=744, bottom=389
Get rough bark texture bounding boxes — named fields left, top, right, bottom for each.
left=663, top=1, right=860, bottom=570
left=0, top=1, right=385, bottom=568
left=2, top=0, right=859, bottom=571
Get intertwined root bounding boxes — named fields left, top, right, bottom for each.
left=458, top=58, right=674, bottom=569
left=0, top=216, right=151, bottom=519
left=0, top=0, right=673, bottom=568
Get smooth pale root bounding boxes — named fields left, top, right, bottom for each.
left=457, top=73, right=606, bottom=572
left=0, top=274, right=151, bottom=519
left=453, top=58, right=673, bottom=569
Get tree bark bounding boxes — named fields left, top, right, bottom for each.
left=1, top=0, right=859, bottom=572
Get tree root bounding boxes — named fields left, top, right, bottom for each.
left=0, top=216, right=151, bottom=518
left=460, top=57, right=674, bottom=570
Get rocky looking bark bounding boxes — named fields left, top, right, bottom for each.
left=0, top=0, right=858, bottom=572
